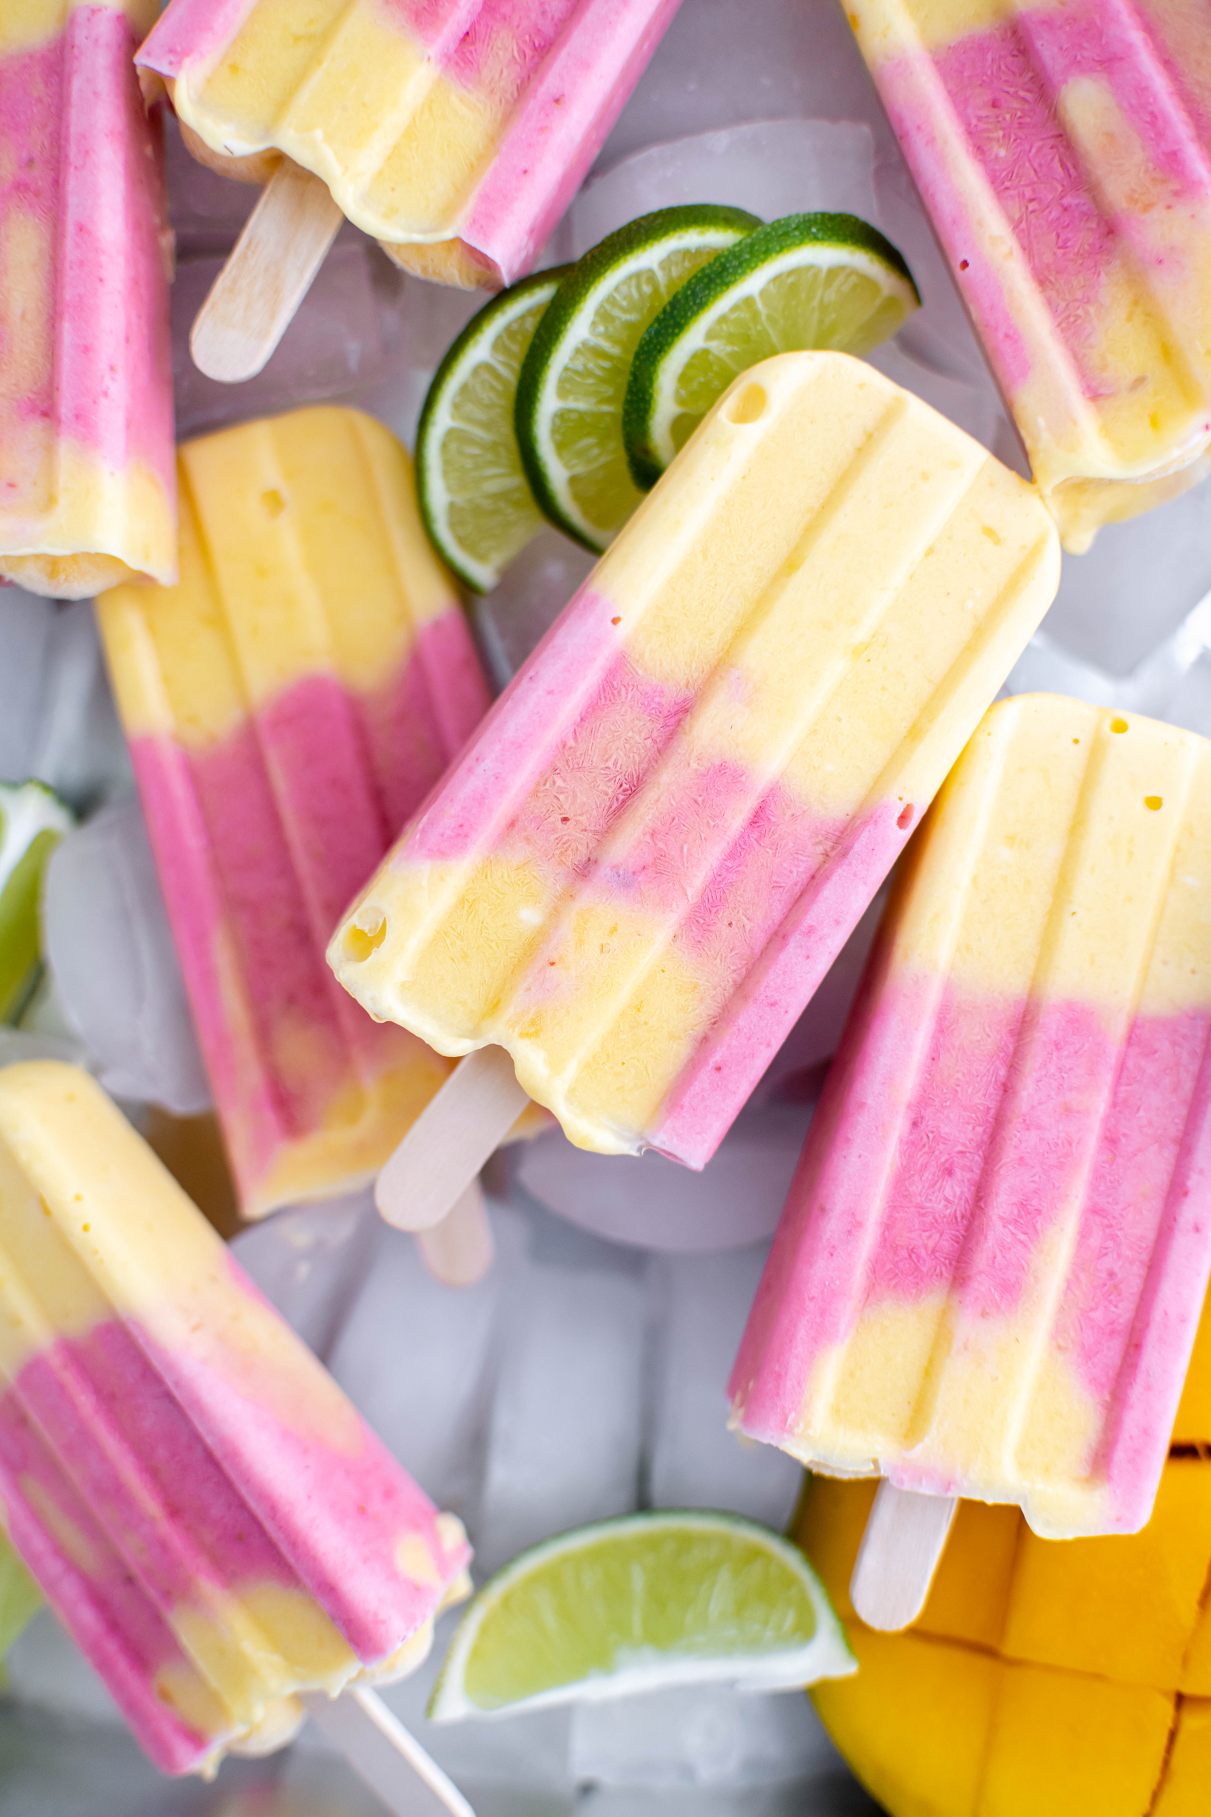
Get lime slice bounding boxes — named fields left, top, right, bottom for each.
left=0, top=781, right=74, bottom=1025
left=416, top=267, right=571, bottom=593
left=515, top=206, right=762, bottom=552
left=623, top=213, right=920, bottom=489
left=428, top=1510, right=854, bottom=1720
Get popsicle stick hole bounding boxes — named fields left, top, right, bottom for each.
left=344, top=909, right=386, bottom=962
left=725, top=382, right=768, bottom=425
left=1110, top=716, right=1129, bottom=733
left=261, top=488, right=287, bottom=517
left=1145, top=796, right=1162, bottom=811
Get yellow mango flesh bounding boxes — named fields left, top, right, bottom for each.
left=800, top=1292, right=1211, bottom=1814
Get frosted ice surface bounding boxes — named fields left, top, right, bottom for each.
left=864, top=342, right=1003, bottom=455
left=571, top=120, right=878, bottom=255
left=231, top=1193, right=378, bottom=1358
left=517, top=1106, right=808, bottom=1254
left=372, top=1607, right=576, bottom=1796
left=42, top=803, right=211, bottom=1115
left=646, top=1248, right=802, bottom=1527
left=473, top=529, right=598, bottom=684
left=173, top=240, right=406, bottom=437
left=1008, top=564, right=1211, bottom=729
left=325, top=1208, right=524, bottom=1524
left=0, top=593, right=130, bottom=809
left=598, top=0, right=887, bottom=166
left=475, top=1246, right=647, bottom=1575
left=1032, top=477, right=1211, bottom=677
left=570, top=1684, right=846, bottom=1790
left=579, top=1778, right=877, bottom=1815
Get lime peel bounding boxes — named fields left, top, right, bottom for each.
left=514, top=206, right=762, bottom=553
left=428, top=1509, right=855, bottom=1722
left=416, top=267, right=569, bottom=593
left=624, top=212, right=920, bottom=490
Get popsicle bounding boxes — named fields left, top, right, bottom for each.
left=136, top=0, right=685, bottom=379
left=96, top=407, right=491, bottom=1226
left=730, top=693, right=1211, bottom=1625
left=0, top=1059, right=472, bottom=1797
left=0, top=0, right=175, bottom=597
left=845, top=0, right=1211, bottom=553
left=329, top=351, right=1061, bottom=1231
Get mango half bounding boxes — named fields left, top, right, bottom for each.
left=799, top=1297, right=1211, bottom=1816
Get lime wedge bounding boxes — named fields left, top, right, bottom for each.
left=428, top=1510, right=854, bottom=1720
left=0, top=781, right=74, bottom=1025
left=515, top=206, right=761, bottom=552
left=623, top=213, right=920, bottom=489
left=416, top=268, right=570, bottom=593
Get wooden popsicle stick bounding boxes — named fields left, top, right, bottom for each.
left=301, top=1685, right=475, bottom=1817
left=415, top=1180, right=495, bottom=1287
left=376, top=1047, right=528, bottom=1232
left=850, top=1481, right=957, bottom=1632
left=190, top=161, right=343, bottom=382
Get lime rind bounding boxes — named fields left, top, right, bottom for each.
left=416, top=267, right=569, bottom=593
left=428, top=1509, right=855, bottom=1722
left=623, top=212, right=921, bottom=490
left=515, top=206, right=762, bottom=553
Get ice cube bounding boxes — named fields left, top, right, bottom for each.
left=864, top=342, right=1004, bottom=456
left=472, top=529, right=598, bottom=686
left=645, top=1247, right=802, bottom=1529
left=0, top=593, right=131, bottom=809
left=367, top=1604, right=576, bottom=1799
left=571, top=120, right=878, bottom=257
left=1166, top=649, right=1211, bottom=737
left=570, top=1683, right=850, bottom=1789
left=598, top=0, right=887, bottom=167
left=475, top=1241, right=647, bottom=1575
left=516, top=1105, right=809, bottom=1255
left=173, top=239, right=406, bottom=438
left=231, top=1193, right=378, bottom=1358
left=42, top=802, right=211, bottom=1115
left=1036, top=477, right=1211, bottom=677
left=1005, top=574, right=1211, bottom=728
left=325, top=1207, right=523, bottom=1524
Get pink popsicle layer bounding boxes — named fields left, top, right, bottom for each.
left=330, top=355, right=1060, bottom=1165
left=849, top=0, right=1211, bottom=549
left=139, top=0, right=685, bottom=286
left=98, top=409, right=491, bottom=1218
left=0, top=1062, right=471, bottom=1775
left=0, top=4, right=175, bottom=591
left=732, top=695, right=1211, bottom=1538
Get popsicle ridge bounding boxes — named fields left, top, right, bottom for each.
left=0, top=1063, right=471, bottom=1774
left=0, top=1, right=175, bottom=596
left=331, top=353, right=1059, bottom=1165
left=139, top=0, right=684, bottom=287
left=849, top=0, right=1211, bottom=550
left=98, top=409, right=489, bottom=1216
left=731, top=694, right=1211, bottom=1539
